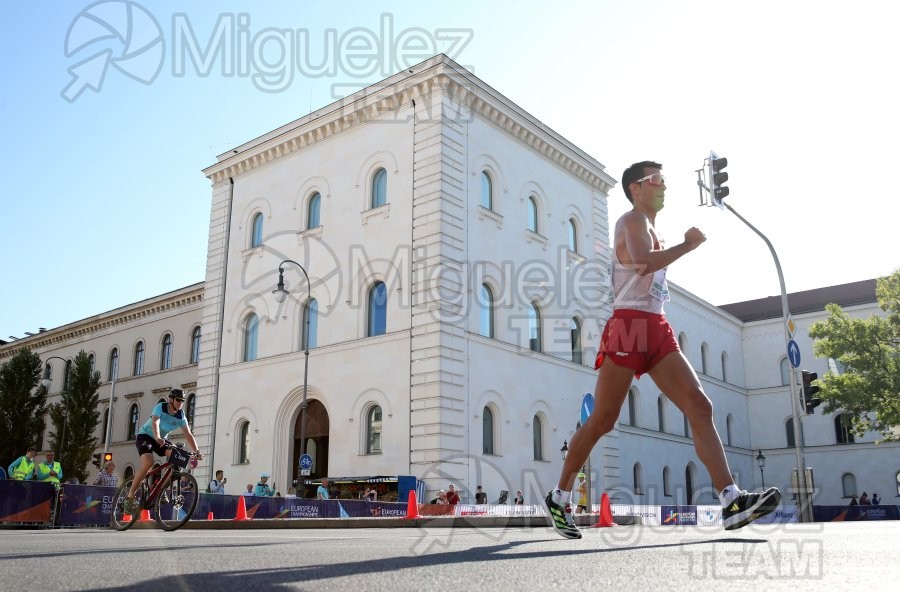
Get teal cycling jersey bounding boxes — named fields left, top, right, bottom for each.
left=139, top=402, right=188, bottom=438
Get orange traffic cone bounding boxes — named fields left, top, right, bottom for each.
left=122, top=514, right=132, bottom=522
left=594, top=492, right=615, bottom=527
left=207, top=511, right=214, bottom=520
left=139, top=509, right=153, bottom=522
left=404, top=490, right=419, bottom=520
left=234, top=495, right=248, bottom=521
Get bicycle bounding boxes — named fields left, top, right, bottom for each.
left=110, top=441, right=200, bottom=531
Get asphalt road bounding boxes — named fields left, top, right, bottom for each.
left=2, top=522, right=897, bottom=591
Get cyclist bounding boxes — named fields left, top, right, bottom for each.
left=123, top=388, right=201, bottom=514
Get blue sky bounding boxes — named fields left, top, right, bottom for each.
left=2, top=0, right=898, bottom=340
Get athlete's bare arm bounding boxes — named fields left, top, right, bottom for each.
left=616, top=211, right=706, bottom=276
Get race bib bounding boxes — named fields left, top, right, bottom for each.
left=650, top=268, right=670, bottom=303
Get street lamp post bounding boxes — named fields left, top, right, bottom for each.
left=756, top=449, right=767, bottom=489
left=40, top=356, right=70, bottom=464
left=560, top=440, right=568, bottom=460
left=272, top=260, right=312, bottom=461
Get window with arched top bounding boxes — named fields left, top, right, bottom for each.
left=633, top=463, right=643, bottom=495
left=657, top=395, right=666, bottom=432
left=133, top=342, right=144, bottom=376
left=527, top=196, right=538, bottom=232
left=238, top=420, right=250, bottom=463
left=570, top=318, right=582, bottom=364
left=721, top=351, right=728, bottom=382
left=685, top=464, right=695, bottom=504
left=835, top=414, right=855, bottom=444
left=663, top=466, right=671, bottom=496
left=700, top=342, right=709, bottom=374
left=780, top=357, right=790, bottom=386
left=678, top=332, right=687, bottom=352
left=482, top=406, right=495, bottom=454
left=301, top=299, right=318, bottom=349
left=567, top=218, right=578, bottom=253
left=842, top=473, right=857, bottom=498
left=372, top=168, right=387, bottom=208
left=366, top=405, right=383, bottom=454
left=684, top=413, right=691, bottom=438
left=186, top=393, right=196, bottom=425
left=786, top=418, right=795, bottom=447
left=251, top=212, right=264, bottom=247
left=123, top=466, right=134, bottom=483
left=532, top=414, right=544, bottom=461
left=726, top=414, right=734, bottom=446
left=242, top=313, right=259, bottom=362
left=190, top=327, right=201, bottom=364
left=63, top=360, right=72, bottom=390
left=43, top=363, right=52, bottom=380
left=88, top=353, right=95, bottom=375
left=367, top=282, right=387, bottom=337
left=479, top=284, right=494, bottom=338
left=108, top=348, right=119, bottom=381
left=307, top=192, right=321, bottom=229
left=481, top=171, right=492, bottom=210
left=528, top=302, right=542, bottom=352
left=160, top=334, right=172, bottom=370
left=127, top=403, right=140, bottom=440
left=627, top=388, right=637, bottom=426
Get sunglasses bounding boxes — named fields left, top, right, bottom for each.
left=171, top=397, right=185, bottom=402
left=633, top=173, right=665, bottom=186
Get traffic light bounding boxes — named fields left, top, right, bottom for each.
left=708, top=151, right=729, bottom=207
left=92, top=453, right=102, bottom=468
left=103, top=452, right=113, bottom=464
left=801, top=370, right=822, bottom=414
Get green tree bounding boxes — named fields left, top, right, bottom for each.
left=47, top=350, right=101, bottom=483
left=0, top=347, right=46, bottom=465
left=808, top=269, right=900, bottom=440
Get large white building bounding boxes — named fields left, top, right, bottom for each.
left=2, top=56, right=895, bottom=506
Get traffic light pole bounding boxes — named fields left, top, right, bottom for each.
left=721, top=202, right=812, bottom=522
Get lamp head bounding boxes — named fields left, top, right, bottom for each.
left=272, top=267, right=288, bottom=303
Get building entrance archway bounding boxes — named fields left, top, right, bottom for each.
left=292, top=399, right=329, bottom=485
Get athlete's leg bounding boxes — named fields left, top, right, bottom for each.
left=127, top=452, right=155, bottom=499
left=647, top=351, right=733, bottom=491
left=555, top=356, right=636, bottom=493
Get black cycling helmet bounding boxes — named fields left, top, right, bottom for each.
left=169, top=388, right=185, bottom=401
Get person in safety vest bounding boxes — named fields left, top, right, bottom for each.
left=8, top=446, right=37, bottom=480
left=35, top=450, right=63, bottom=484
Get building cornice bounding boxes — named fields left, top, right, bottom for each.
left=202, top=56, right=617, bottom=193
left=0, top=284, right=204, bottom=360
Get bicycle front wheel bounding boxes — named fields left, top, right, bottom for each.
left=110, top=479, right=141, bottom=531
left=154, top=473, right=199, bottom=531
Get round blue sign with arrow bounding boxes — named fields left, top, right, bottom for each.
left=787, top=339, right=801, bottom=369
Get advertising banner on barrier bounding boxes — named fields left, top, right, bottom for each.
left=57, top=484, right=117, bottom=527
left=192, top=495, right=408, bottom=520
left=661, top=505, right=698, bottom=525
left=813, top=505, right=900, bottom=522
left=0, top=480, right=55, bottom=525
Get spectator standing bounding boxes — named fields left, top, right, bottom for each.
left=475, top=485, right=488, bottom=505
left=254, top=473, right=275, bottom=496
left=848, top=495, right=858, bottom=507
left=8, top=446, right=37, bottom=481
left=285, top=487, right=298, bottom=499
left=244, top=484, right=254, bottom=496
left=92, top=460, right=118, bottom=488
left=575, top=473, right=588, bottom=514
left=430, top=490, right=448, bottom=504
left=34, top=451, right=62, bottom=485
left=872, top=493, right=880, bottom=505
left=317, top=478, right=330, bottom=500
left=208, top=470, right=226, bottom=494
left=446, top=483, right=460, bottom=505
left=859, top=492, right=870, bottom=506
left=514, top=490, right=525, bottom=505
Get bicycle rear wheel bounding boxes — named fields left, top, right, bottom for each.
left=155, top=473, right=199, bottom=531
left=110, top=479, right=142, bottom=531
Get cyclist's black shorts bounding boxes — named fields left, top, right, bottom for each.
left=135, top=434, right=167, bottom=457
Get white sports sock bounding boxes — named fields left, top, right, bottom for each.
left=551, top=487, right=572, bottom=505
left=719, top=484, right=742, bottom=505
